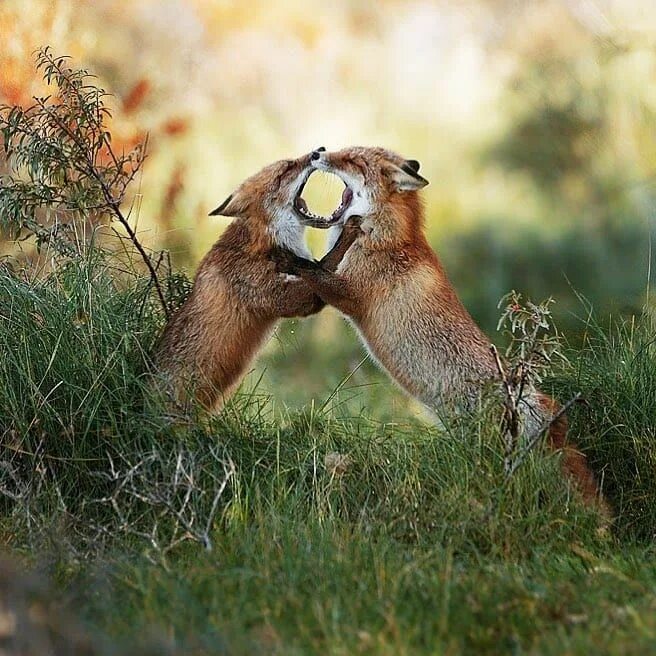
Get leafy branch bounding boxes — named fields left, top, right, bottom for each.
left=493, top=291, right=577, bottom=475
left=0, top=46, right=170, bottom=317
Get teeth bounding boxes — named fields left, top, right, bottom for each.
left=294, top=186, right=350, bottom=222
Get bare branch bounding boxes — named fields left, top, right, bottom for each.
left=506, top=393, right=582, bottom=477
left=494, top=292, right=571, bottom=477
left=490, top=344, right=518, bottom=474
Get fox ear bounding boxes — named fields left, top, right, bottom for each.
left=388, top=160, right=429, bottom=192
left=208, top=192, right=249, bottom=217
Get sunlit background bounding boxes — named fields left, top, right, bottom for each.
left=3, top=0, right=656, bottom=416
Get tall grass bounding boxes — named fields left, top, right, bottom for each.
left=0, top=252, right=627, bottom=656
left=550, top=311, right=656, bottom=541
left=0, top=252, right=604, bottom=557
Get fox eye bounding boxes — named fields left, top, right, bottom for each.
left=405, top=159, right=420, bottom=173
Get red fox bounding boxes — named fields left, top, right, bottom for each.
left=274, top=146, right=606, bottom=511
left=153, top=150, right=359, bottom=411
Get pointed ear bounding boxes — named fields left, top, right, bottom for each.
left=388, top=160, right=429, bottom=192
left=208, top=192, right=249, bottom=217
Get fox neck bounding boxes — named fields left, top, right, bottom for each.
left=362, top=191, right=425, bottom=249
left=267, top=208, right=312, bottom=258
left=234, top=208, right=311, bottom=258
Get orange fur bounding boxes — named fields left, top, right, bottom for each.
left=152, top=154, right=358, bottom=411
left=537, top=393, right=608, bottom=512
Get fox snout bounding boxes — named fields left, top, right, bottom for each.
left=310, top=146, right=326, bottom=161
left=310, top=146, right=328, bottom=171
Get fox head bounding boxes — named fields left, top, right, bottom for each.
left=209, top=150, right=341, bottom=256
left=310, top=146, right=429, bottom=244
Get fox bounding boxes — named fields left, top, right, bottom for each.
left=273, top=146, right=607, bottom=511
left=152, top=149, right=360, bottom=411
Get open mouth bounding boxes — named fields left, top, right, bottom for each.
left=293, top=171, right=353, bottom=228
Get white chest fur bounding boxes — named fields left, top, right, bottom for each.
left=268, top=210, right=312, bottom=258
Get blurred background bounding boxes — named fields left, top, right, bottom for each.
left=2, top=0, right=656, bottom=417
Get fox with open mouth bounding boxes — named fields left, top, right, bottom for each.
left=274, top=145, right=608, bottom=513
left=152, top=149, right=360, bottom=412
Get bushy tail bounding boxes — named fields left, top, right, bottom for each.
left=539, top=393, right=610, bottom=516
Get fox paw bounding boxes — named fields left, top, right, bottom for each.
left=271, top=249, right=317, bottom=275
left=341, top=215, right=364, bottom=241
left=342, top=215, right=362, bottom=233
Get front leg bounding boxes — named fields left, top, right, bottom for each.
left=318, top=217, right=362, bottom=272
left=270, top=216, right=361, bottom=274
left=298, top=268, right=359, bottom=317
left=278, top=277, right=325, bottom=318
left=271, top=251, right=359, bottom=317
left=269, top=217, right=362, bottom=316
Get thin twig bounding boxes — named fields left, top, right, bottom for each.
left=506, top=392, right=582, bottom=477
left=490, top=344, right=518, bottom=473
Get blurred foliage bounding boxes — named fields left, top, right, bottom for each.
left=443, top=37, right=656, bottom=335
left=483, top=48, right=616, bottom=193
left=442, top=216, right=654, bottom=336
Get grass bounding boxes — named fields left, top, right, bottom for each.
left=78, top=533, right=656, bottom=655
left=550, top=311, right=656, bottom=541
left=2, top=254, right=656, bottom=655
